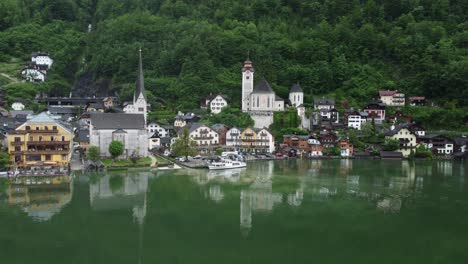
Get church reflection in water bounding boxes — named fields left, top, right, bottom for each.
left=191, top=160, right=466, bottom=236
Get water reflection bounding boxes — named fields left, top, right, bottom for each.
left=89, top=171, right=150, bottom=225
left=186, top=160, right=468, bottom=236
left=5, top=175, right=72, bottom=221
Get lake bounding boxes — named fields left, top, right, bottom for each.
left=0, top=159, right=467, bottom=264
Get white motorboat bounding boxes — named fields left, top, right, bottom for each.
left=208, top=151, right=246, bottom=170
left=208, top=158, right=247, bottom=170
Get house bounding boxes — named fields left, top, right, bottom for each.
left=226, top=127, right=242, bottom=150
left=289, top=83, right=304, bottom=107
left=123, top=49, right=149, bottom=123
left=379, top=90, right=405, bottom=106
left=409, top=97, right=426, bottom=106
left=240, top=127, right=274, bottom=153
left=202, top=94, right=228, bottom=114
left=385, top=123, right=418, bottom=157
left=89, top=113, right=148, bottom=158
left=363, top=101, right=386, bottom=124
left=282, top=134, right=323, bottom=157
left=47, top=105, right=79, bottom=122
left=453, top=136, right=467, bottom=153
left=188, top=123, right=219, bottom=147
left=7, top=112, right=73, bottom=168
left=347, top=110, right=368, bottom=130
left=147, top=123, right=168, bottom=138
left=174, top=112, right=200, bottom=128
left=76, top=128, right=90, bottom=151
left=211, top=124, right=229, bottom=145
left=418, top=135, right=454, bottom=156
left=31, top=52, right=53, bottom=69
left=337, top=139, right=353, bottom=157
left=148, top=132, right=161, bottom=150
left=319, top=131, right=337, bottom=149
left=314, top=98, right=335, bottom=110
left=21, top=63, right=46, bottom=82
left=12, top=101, right=25, bottom=111
left=102, top=97, right=115, bottom=108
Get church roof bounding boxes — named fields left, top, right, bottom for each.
left=290, top=83, right=303, bottom=93
left=252, top=79, right=274, bottom=94
left=135, top=49, right=145, bottom=100
left=91, top=113, right=145, bottom=130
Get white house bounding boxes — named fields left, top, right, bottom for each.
left=12, top=102, right=25, bottom=111
left=21, top=67, right=46, bottom=82
left=226, top=127, right=242, bottom=150
left=347, top=112, right=368, bottom=130
left=314, top=98, right=335, bottom=111
left=379, top=90, right=405, bottom=106
left=31, top=52, right=53, bottom=69
left=89, top=113, right=148, bottom=158
left=123, top=49, right=149, bottom=123
left=385, top=124, right=418, bottom=157
left=188, top=123, right=219, bottom=146
left=147, top=123, right=168, bottom=137
left=255, top=128, right=275, bottom=153
left=209, top=95, right=228, bottom=114
left=148, top=132, right=160, bottom=150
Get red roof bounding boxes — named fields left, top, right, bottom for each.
left=409, top=96, right=425, bottom=100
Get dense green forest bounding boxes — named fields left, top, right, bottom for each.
left=0, top=0, right=467, bottom=113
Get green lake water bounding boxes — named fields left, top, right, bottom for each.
left=0, top=159, right=467, bottom=264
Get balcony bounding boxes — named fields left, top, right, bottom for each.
left=25, top=149, right=70, bottom=155
left=193, top=136, right=214, bottom=140
left=27, top=141, right=70, bottom=146
left=11, top=141, right=24, bottom=146
left=26, top=129, right=59, bottom=134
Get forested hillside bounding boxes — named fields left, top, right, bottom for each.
left=0, top=0, right=467, bottom=110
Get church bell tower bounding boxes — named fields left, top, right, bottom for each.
left=242, top=58, right=254, bottom=112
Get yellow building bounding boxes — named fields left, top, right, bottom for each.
left=8, top=112, right=73, bottom=168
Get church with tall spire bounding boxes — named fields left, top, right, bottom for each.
left=123, top=48, right=149, bottom=124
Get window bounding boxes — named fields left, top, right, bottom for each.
left=45, top=155, right=51, bottom=161
left=14, top=137, right=21, bottom=142
left=62, top=154, right=67, bottom=160
left=62, top=136, right=65, bottom=141
left=138, top=107, right=144, bottom=112
left=39, top=136, right=42, bottom=141
left=26, top=126, right=30, bottom=130
left=15, top=146, right=21, bottom=152
left=50, top=136, right=54, bottom=141
left=44, top=126, right=48, bottom=130
left=36, top=126, right=39, bottom=130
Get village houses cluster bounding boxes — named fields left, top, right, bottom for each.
left=1, top=52, right=467, bottom=172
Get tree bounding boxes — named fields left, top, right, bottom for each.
left=171, top=128, right=197, bottom=159
left=108, top=141, right=124, bottom=160
left=0, top=151, right=10, bottom=169
left=87, top=146, right=100, bottom=162
left=383, top=138, right=400, bottom=151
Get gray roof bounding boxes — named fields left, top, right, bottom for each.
left=10, top=110, right=34, bottom=118
left=290, top=83, right=303, bottom=93
left=385, top=123, right=415, bottom=136
left=91, top=113, right=145, bottom=129
left=77, top=129, right=89, bottom=143
left=314, top=98, right=335, bottom=105
left=48, top=106, right=78, bottom=114
left=275, top=95, right=283, bottom=101
left=252, top=79, right=274, bottom=94
left=135, top=49, right=145, bottom=100
left=160, top=137, right=172, bottom=144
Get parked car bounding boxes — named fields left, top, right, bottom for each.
left=275, top=152, right=283, bottom=157
left=193, top=155, right=202, bottom=159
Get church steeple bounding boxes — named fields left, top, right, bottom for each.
left=135, top=48, right=145, bottom=102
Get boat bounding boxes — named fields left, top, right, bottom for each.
left=208, top=152, right=246, bottom=170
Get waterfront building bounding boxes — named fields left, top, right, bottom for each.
left=226, top=127, right=242, bottom=150
left=282, top=135, right=324, bottom=157
left=8, top=112, right=73, bottom=168
left=188, top=123, right=219, bottom=146
left=240, top=127, right=275, bottom=153
left=385, top=123, right=418, bottom=157
left=89, top=113, right=148, bottom=158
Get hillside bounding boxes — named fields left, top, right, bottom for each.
left=0, top=0, right=467, bottom=111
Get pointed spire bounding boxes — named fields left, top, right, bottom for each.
left=136, top=47, right=145, bottom=100
left=242, top=53, right=254, bottom=72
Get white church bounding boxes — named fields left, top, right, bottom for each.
left=241, top=59, right=304, bottom=128
left=123, top=49, right=149, bottom=123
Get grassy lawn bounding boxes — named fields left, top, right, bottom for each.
left=102, top=157, right=152, bottom=168
left=0, top=58, right=23, bottom=78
